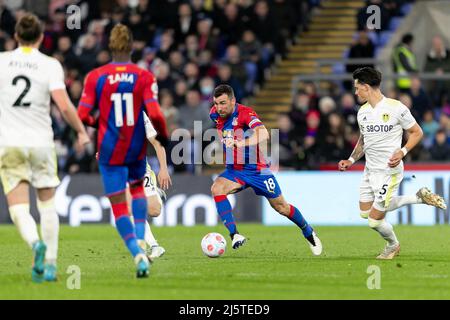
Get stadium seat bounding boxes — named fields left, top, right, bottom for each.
left=389, top=17, right=403, bottom=31
left=377, top=31, right=393, bottom=47
left=400, top=3, right=413, bottom=16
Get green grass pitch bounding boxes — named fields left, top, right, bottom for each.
left=0, top=224, right=449, bottom=299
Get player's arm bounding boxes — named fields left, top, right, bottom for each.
left=338, top=134, right=364, bottom=171
left=144, top=112, right=171, bottom=190
left=143, top=73, right=169, bottom=144
left=77, top=71, right=99, bottom=128
left=148, top=137, right=172, bottom=190
left=48, top=59, right=90, bottom=146
left=234, top=125, right=269, bottom=148
left=388, top=123, right=423, bottom=168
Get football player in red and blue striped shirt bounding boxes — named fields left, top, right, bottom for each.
left=210, top=85, right=322, bottom=255
left=78, top=24, right=168, bottom=277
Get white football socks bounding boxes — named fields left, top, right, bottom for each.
left=37, top=198, right=59, bottom=265
left=9, top=204, right=40, bottom=248
left=386, top=195, right=422, bottom=212
left=368, top=218, right=399, bottom=246
left=145, top=221, right=158, bottom=247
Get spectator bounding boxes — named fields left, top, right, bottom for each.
left=421, top=110, right=440, bottom=149
left=64, top=139, right=94, bottom=174
left=344, top=31, right=374, bottom=90
left=429, top=129, right=449, bottom=161
left=197, top=18, right=221, bottom=58
left=340, top=93, right=358, bottom=131
left=155, top=61, right=175, bottom=92
left=219, top=3, right=246, bottom=45
left=392, top=33, right=418, bottom=91
left=191, top=0, right=210, bottom=21
left=174, top=2, right=197, bottom=43
left=408, top=76, right=432, bottom=121
left=173, top=79, right=188, bottom=106
left=318, top=96, right=337, bottom=118
left=305, top=110, right=321, bottom=138
left=168, top=50, right=186, bottom=80
left=156, top=30, right=176, bottom=61
left=214, top=63, right=244, bottom=101
left=184, top=61, right=201, bottom=90
left=199, top=76, right=215, bottom=103
left=289, top=91, right=310, bottom=137
left=198, top=49, right=218, bottom=78
left=239, top=29, right=266, bottom=84
left=272, top=0, right=298, bottom=40
left=318, top=112, right=353, bottom=162
left=424, top=35, right=450, bottom=106
left=183, top=34, right=200, bottom=63
left=55, top=36, right=79, bottom=70
left=224, top=45, right=255, bottom=95
left=159, top=89, right=180, bottom=136
left=275, top=114, right=298, bottom=168
left=76, top=33, right=100, bottom=75
left=251, top=0, right=284, bottom=58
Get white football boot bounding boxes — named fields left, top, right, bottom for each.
left=149, top=245, right=166, bottom=260
left=376, top=243, right=401, bottom=260
left=305, top=231, right=323, bottom=256
left=416, top=187, right=447, bottom=210
left=231, top=234, right=247, bottom=249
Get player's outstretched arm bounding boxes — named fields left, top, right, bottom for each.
left=234, top=125, right=269, bottom=148
left=148, top=137, right=172, bottom=190
left=51, top=89, right=90, bottom=146
left=388, top=123, right=423, bottom=168
left=339, top=134, right=364, bottom=171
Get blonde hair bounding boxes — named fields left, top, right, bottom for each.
left=109, top=24, right=133, bottom=54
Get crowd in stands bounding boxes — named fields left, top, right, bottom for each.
left=0, top=0, right=448, bottom=174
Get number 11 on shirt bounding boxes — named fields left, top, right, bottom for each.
left=111, top=92, right=134, bottom=127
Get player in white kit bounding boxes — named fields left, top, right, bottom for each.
left=125, top=112, right=171, bottom=261
left=0, top=14, right=90, bottom=282
left=339, top=67, right=447, bottom=260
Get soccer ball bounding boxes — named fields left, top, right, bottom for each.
left=201, top=233, right=227, bottom=258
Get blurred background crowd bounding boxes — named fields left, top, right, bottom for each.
left=0, top=0, right=448, bottom=174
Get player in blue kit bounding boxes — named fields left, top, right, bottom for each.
left=78, top=24, right=168, bottom=277
left=210, top=85, right=323, bottom=255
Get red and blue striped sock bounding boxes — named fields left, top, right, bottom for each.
left=288, top=204, right=313, bottom=238
left=112, top=202, right=141, bottom=257
left=214, top=195, right=237, bottom=236
left=131, top=185, right=147, bottom=240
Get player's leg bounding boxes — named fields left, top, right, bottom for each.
left=359, top=171, right=374, bottom=219
left=368, top=173, right=401, bottom=260
left=99, top=164, right=149, bottom=277
left=31, top=147, right=61, bottom=281
left=385, top=188, right=447, bottom=211
left=266, top=194, right=322, bottom=256
left=1, top=148, right=45, bottom=282
left=143, top=169, right=165, bottom=259
left=36, top=187, right=59, bottom=281
left=211, top=171, right=244, bottom=248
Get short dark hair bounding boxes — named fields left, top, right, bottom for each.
left=402, top=33, right=414, bottom=45
left=352, top=67, right=382, bottom=87
left=213, top=84, right=235, bottom=99
left=15, top=13, right=43, bottom=45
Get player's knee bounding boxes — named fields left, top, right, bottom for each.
left=211, top=183, right=224, bottom=196
left=148, top=201, right=161, bottom=217
left=368, top=217, right=383, bottom=229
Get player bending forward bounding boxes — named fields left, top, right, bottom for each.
left=339, top=67, right=447, bottom=260
left=126, top=112, right=171, bottom=261
left=0, top=14, right=90, bottom=282
left=78, top=24, right=168, bottom=277
left=210, top=85, right=322, bottom=255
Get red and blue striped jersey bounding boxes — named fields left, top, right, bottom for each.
left=78, top=62, right=168, bottom=165
left=210, top=103, right=269, bottom=171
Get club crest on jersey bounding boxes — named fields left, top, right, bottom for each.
left=108, top=73, right=134, bottom=85
left=382, top=113, right=390, bottom=122
left=222, top=130, right=233, bottom=138
left=232, top=117, right=238, bottom=126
